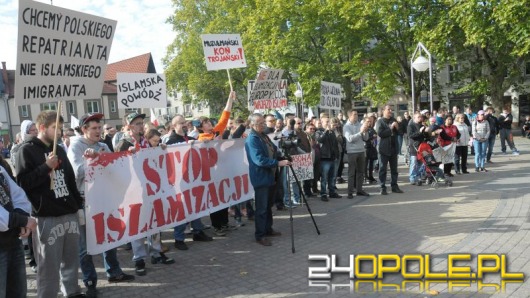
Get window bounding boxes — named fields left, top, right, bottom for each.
left=41, top=102, right=57, bottom=110
left=448, top=64, right=461, bottom=83
left=197, top=103, right=203, bottom=112
left=174, top=106, right=179, bottom=114
left=67, top=101, right=76, bottom=115
left=125, top=108, right=140, bottom=114
left=110, top=100, right=117, bottom=113
left=526, top=61, right=530, bottom=76
left=20, top=105, right=29, bottom=118
left=86, top=101, right=100, bottom=113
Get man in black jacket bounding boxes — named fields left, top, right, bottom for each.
left=407, top=112, right=427, bottom=185
left=166, top=115, right=215, bottom=249
left=376, top=105, right=403, bottom=195
left=315, top=114, right=342, bottom=201
left=485, top=107, right=499, bottom=162
left=498, top=107, right=519, bottom=155
left=16, top=111, right=85, bottom=298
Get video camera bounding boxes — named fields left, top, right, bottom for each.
left=274, top=119, right=299, bottom=152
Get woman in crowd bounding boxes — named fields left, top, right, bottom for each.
left=472, top=110, right=490, bottom=172
left=438, top=115, right=460, bottom=176
left=454, top=114, right=470, bottom=174
left=364, top=115, right=378, bottom=184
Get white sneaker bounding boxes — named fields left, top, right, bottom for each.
left=512, top=151, right=520, bottom=156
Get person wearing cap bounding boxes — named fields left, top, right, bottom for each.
left=472, top=110, right=491, bottom=172
left=67, top=113, right=135, bottom=297
left=115, top=112, right=175, bottom=276
left=15, top=110, right=85, bottom=298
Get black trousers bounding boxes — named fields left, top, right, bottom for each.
left=210, top=208, right=229, bottom=229
left=454, top=146, right=468, bottom=173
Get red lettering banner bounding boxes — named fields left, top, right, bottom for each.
left=85, top=139, right=252, bottom=254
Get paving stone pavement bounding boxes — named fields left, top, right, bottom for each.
left=24, top=137, right=530, bottom=297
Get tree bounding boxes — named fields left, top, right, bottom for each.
left=416, top=0, right=530, bottom=111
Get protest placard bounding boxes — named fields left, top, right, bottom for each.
left=201, top=34, right=246, bottom=71
left=320, top=81, right=342, bottom=110
left=85, top=139, right=252, bottom=254
left=117, top=73, right=167, bottom=108
left=288, top=153, right=314, bottom=181
left=15, top=0, right=117, bottom=104
left=249, top=69, right=287, bottom=110
left=247, top=79, right=288, bottom=110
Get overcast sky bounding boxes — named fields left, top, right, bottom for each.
left=0, top=0, right=175, bottom=72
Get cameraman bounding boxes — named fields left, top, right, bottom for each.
left=245, top=114, right=290, bottom=246
left=315, top=114, right=342, bottom=201
left=280, top=118, right=307, bottom=207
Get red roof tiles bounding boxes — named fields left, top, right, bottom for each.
left=104, top=53, right=156, bottom=82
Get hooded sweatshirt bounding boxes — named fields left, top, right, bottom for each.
left=10, top=120, right=35, bottom=169
left=15, top=136, right=82, bottom=217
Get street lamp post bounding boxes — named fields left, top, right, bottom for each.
left=411, top=42, right=433, bottom=113
left=294, top=82, right=303, bottom=121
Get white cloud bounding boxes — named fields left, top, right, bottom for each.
left=0, top=0, right=175, bottom=72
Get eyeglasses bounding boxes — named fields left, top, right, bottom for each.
left=296, top=122, right=302, bottom=124
left=267, top=120, right=276, bottom=123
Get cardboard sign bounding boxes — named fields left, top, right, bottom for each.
left=247, top=79, right=288, bottom=110
left=117, top=73, right=167, bottom=108
left=85, top=139, right=252, bottom=254
left=15, top=0, right=116, bottom=103
left=201, top=34, right=247, bottom=70
left=288, top=153, right=314, bottom=181
left=320, top=81, right=342, bottom=110
left=249, top=69, right=286, bottom=109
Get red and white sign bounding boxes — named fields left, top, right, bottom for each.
left=201, top=34, right=247, bottom=71
left=85, top=139, right=252, bottom=254
left=249, top=69, right=286, bottom=110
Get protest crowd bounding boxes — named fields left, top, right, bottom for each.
left=1, top=94, right=526, bottom=297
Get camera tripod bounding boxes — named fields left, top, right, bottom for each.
left=283, top=156, right=320, bottom=253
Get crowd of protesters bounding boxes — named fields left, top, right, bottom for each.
left=1, top=99, right=527, bottom=297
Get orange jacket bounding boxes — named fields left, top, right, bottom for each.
left=198, top=110, right=231, bottom=141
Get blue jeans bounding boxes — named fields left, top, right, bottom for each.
left=473, top=140, right=488, bottom=168
left=409, top=155, right=419, bottom=183
left=173, top=219, right=206, bottom=241
left=281, top=167, right=300, bottom=204
left=320, top=160, right=336, bottom=196
left=486, top=134, right=496, bottom=161
left=254, top=186, right=274, bottom=240
left=0, top=240, right=26, bottom=298
left=79, top=224, right=122, bottom=287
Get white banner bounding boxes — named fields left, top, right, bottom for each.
left=320, top=81, right=342, bottom=110
left=247, top=79, right=288, bottom=111
left=117, top=73, right=167, bottom=109
left=249, top=69, right=286, bottom=109
left=15, top=0, right=117, bottom=104
left=288, top=153, right=314, bottom=181
left=201, top=34, right=247, bottom=71
left=85, top=139, right=252, bottom=254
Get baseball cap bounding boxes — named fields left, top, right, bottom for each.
left=79, top=113, right=104, bottom=126
left=126, top=112, right=146, bottom=124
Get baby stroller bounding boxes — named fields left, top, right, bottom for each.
left=416, top=142, right=453, bottom=188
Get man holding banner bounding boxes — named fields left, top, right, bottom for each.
left=115, top=113, right=175, bottom=276
left=15, top=111, right=85, bottom=298
left=245, top=114, right=290, bottom=246
left=68, top=113, right=135, bottom=297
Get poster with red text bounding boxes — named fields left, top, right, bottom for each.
left=201, top=34, right=247, bottom=71
left=85, top=139, right=252, bottom=254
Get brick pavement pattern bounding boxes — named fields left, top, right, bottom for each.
left=23, top=138, right=530, bottom=297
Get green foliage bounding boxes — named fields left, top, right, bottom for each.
left=163, top=0, right=530, bottom=114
